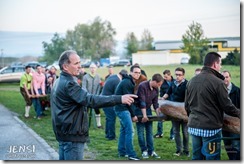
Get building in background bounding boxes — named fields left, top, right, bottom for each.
left=132, top=37, right=240, bottom=66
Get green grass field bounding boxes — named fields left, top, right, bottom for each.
left=0, top=64, right=240, bottom=160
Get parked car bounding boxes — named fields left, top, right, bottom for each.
left=24, top=61, right=42, bottom=69
left=46, top=61, right=60, bottom=70
left=0, top=66, right=25, bottom=83
left=180, top=57, right=189, bottom=64
left=111, top=59, right=131, bottom=67
left=81, top=61, right=100, bottom=68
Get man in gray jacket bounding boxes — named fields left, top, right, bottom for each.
left=51, top=50, right=137, bottom=160
left=82, top=63, right=102, bottom=128
left=185, top=52, right=240, bottom=160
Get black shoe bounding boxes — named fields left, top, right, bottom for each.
left=128, top=156, right=140, bottom=160
left=41, top=113, right=47, bottom=116
left=182, top=151, right=190, bottom=157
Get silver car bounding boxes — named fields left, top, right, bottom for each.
left=0, top=66, right=25, bottom=83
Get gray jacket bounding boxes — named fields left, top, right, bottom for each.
left=82, top=73, right=101, bottom=95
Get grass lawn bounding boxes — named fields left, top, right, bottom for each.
left=0, top=64, right=240, bottom=160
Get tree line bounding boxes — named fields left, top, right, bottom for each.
left=40, top=17, right=240, bottom=66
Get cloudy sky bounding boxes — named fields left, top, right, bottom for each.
left=0, top=0, right=241, bottom=41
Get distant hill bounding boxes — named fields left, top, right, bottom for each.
left=0, top=31, right=126, bottom=58
left=0, top=31, right=58, bottom=57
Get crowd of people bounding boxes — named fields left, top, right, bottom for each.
left=19, top=50, right=240, bottom=161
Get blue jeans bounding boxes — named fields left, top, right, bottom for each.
left=136, top=120, right=154, bottom=155
left=103, top=106, right=116, bottom=140
left=32, top=88, right=43, bottom=117
left=115, top=110, right=137, bottom=157
left=190, top=130, right=222, bottom=160
left=172, top=120, right=189, bottom=152
left=58, top=141, right=85, bottom=160
left=222, top=130, right=240, bottom=160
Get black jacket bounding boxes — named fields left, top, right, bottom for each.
left=114, top=74, right=137, bottom=117
left=166, top=79, right=188, bottom=102
left=185, top=66, right=240, bottom=130
left=229, top=83, right=240, bottom=109
left=51, top=71, right=122, bottom=142
left=159, top=76, right=174, bottom=99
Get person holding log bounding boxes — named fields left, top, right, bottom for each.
left=185, top=52, right=240, bottom=160
left=161, top=67, right=189, bottom=157
left=135, top=73, right=163, bottom=159
left=20, top=65, right=34, bottom=118
left=221, top=70, right=240, bottom=160
left=155, top=69, right=175, bottom=140
left=32, top=64, right=46, bottom=119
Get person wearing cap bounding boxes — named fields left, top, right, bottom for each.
left=82, top=62, right=103, bottom=128
left=51, top=50, right=137, bottom=160
left=101, top=69, right=128, bottom=140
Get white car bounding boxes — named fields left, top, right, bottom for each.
left=180, top=57, right=189, bottom=64
left=0, top=66, right=25, bottom=83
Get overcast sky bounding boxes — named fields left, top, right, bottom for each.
left=0, top=0, right=241, bottom=41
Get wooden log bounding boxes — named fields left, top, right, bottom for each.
left=158, top=100, right=240, bottom=134
left=158, top=100, right=188, bottom=122
left=137, top=115, right=170, bottom=122
left=222, top=114, right=240, bottom=134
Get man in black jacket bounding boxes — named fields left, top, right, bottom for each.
left=185, top=52, right=240, bottom=160
left=162, top=67, right=189, bottom=157
left=221, top=70, right=240, bottom=160
left=51, top=50, right=137, bottom=160
left=154, top=70, right=174, bottom=139
left=114, top=65, right=141, bottom=160
left=101, top=69, right=128, bottom=140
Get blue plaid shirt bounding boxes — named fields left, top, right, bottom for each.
left=188, top=127, right=222, bottom=137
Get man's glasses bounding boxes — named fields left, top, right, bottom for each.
left=175, top=74, right=183, bottom=77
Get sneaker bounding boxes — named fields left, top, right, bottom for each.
left=154, top=134, right=163, bottom=138
left=128, top=156, right=140, bottom=160
left=183, top=151, right=190, bottom=157
left=119, top=154, right=128, bottom=158
left=142, top=151, right=149, bottom=158
left=173, top=151, right=181, bottom=156
left=151, top=151, right=161, bottom=159
left=37, top=116, right=42, bottom=120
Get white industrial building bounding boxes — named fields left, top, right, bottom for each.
left=132, top=37, right=239, bottom=66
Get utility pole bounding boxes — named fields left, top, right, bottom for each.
left=1, top=49, right=3, bottom=68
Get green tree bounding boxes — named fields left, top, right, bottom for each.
left=65, top=17, right=116, bottom=60
left=139, top=29, right=154, bottom=50
left=125, top=32, right=139, bottom=58
left=181, top=21, right=209, bottom=64
left=42, top=33, right=67, bottom=64
left=222, top=48, right=240, bottom=65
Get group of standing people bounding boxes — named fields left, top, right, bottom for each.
left=48, top=50, right=239, bottom=161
